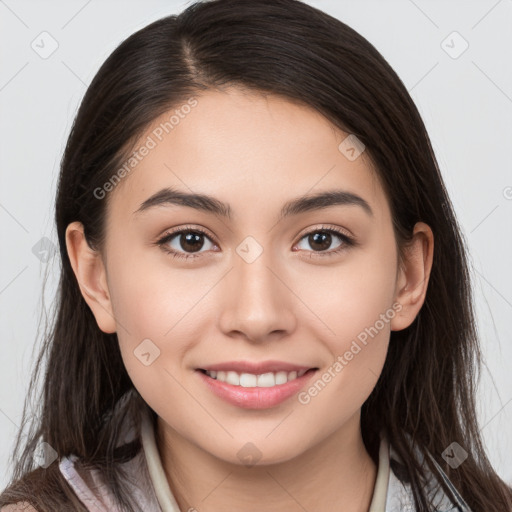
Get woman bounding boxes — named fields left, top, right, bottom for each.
left=1, top=0, right=511, bottom=510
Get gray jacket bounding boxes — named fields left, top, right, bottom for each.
left=58, top=392, right=472, bottom=511
left=383, top=436, right=472, bottom=511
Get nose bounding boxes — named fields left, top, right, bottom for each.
left=218, top=245, right=297, bottom=344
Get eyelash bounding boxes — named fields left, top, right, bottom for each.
left=155, top=224, right=356, bottom=261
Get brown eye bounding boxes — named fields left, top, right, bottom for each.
left=307, top=232, right=335, bottom=252
left=295, top=227, right=355, bottom=258
left=175, top=232, right=207, bottom=253
left=157, top=227, right=216, bottom=259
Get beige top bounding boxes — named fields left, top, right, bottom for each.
left=56, top=394, right=468, bottom=511
left=139, top=409, right=389, bottom=511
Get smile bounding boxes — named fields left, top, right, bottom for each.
left=196, top=367, right=319, bottom=409
left=200, top=368, right=313, bottom=387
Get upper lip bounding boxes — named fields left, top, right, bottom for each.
left=197, top=360, right=318, bottom=374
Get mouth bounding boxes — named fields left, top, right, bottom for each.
left=195, top=366, right=319, bottom=409
left=196, top=367, right=318, bottom=387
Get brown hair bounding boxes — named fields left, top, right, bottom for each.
left=2, top=0, right=511, bottom=510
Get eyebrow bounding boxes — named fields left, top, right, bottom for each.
left=133, top=186, right=373, bottom=220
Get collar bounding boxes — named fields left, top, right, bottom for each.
left=58, top=393, right=470, bottom=511
left=140, top=406, right=182, bottom=511
left=140, top=404, right=391, bottom=511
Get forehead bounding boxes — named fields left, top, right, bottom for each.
left=107, top=87, right=388, bottom=224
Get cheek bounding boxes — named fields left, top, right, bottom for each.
left=105, top=249, right=214, bottom=383
left=303, top=238, right=396, bottom=347
left=292, top=297, right=392, bottom=443
left=107, top=242, right=209, bottom=339
left=298, top=239, right=397, bottom=405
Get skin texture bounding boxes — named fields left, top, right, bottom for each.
left=66, top=87, right=434, bottom=512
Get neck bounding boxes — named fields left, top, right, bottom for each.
left=156, top=412, right=378, bottom=512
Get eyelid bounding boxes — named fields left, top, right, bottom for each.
left=295, top=223, right=353, bottom=241
left=157, top=224, right=218, bottom=244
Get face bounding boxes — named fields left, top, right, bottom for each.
left=68, top=87, right=430, bottom=466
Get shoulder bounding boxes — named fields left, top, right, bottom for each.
left=0, top=463, right=80, bottom=511
left=1, top=503, right=38, bottom=512
left=387, top=440, right=471, bottom=512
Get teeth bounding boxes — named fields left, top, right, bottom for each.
left=204, top=369, right=310, bottom=387
left=257, top=372, right=275, bottom=387
left=275, top=371, right=288, bottom=385
left=225, top=371, right=239, bottom=386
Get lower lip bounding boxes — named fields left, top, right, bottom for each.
left=196, top=369, right=318, bottom=409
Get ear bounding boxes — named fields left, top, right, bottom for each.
left=65, top=221, right=117, bottom=334
left=390, top=222, right=434, bottom=331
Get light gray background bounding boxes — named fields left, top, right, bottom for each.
left=1, top=0, right=511, bottom=490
